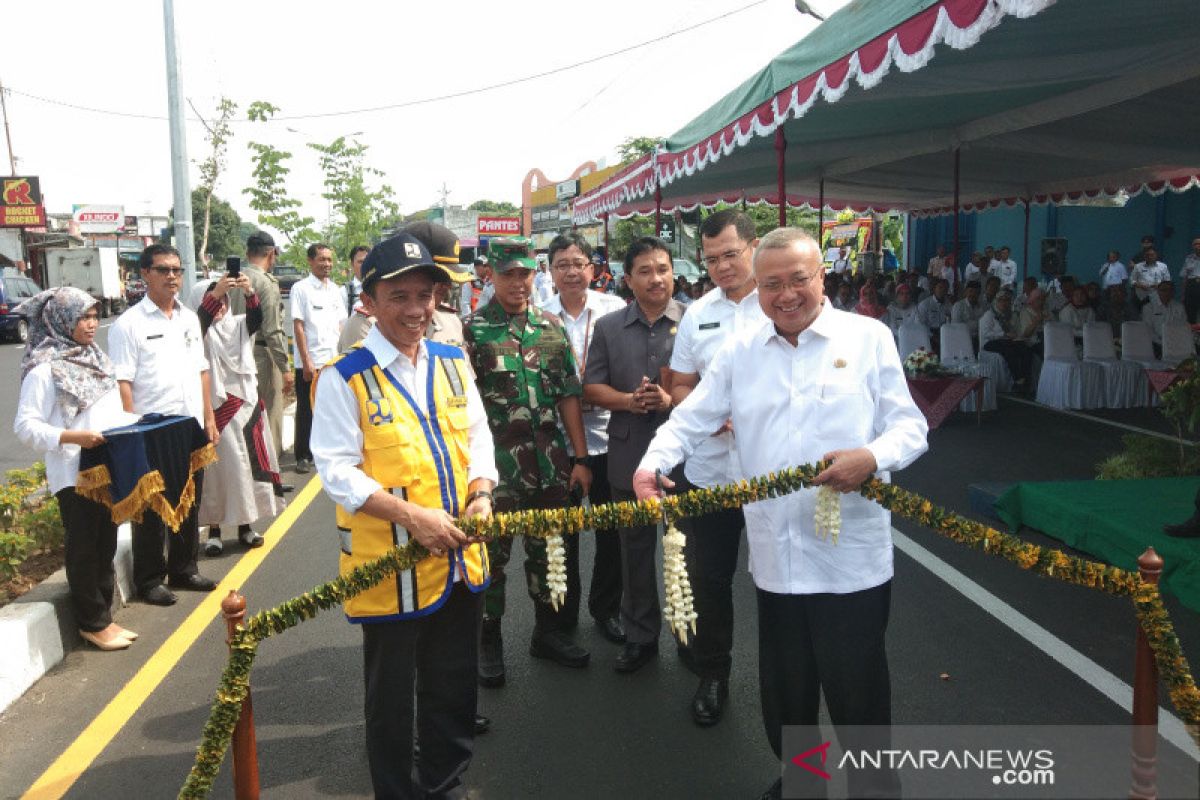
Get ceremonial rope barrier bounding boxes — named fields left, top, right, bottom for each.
left=179, top=464, right=1200, bottom=799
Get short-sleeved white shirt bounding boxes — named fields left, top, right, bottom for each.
left=107, top=295, right=209, bottom=424
left=669, top=285, right=766, bottom=487
left=290, top=274, right=348, bottom=368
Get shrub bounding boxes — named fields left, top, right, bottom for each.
left=0, top=463, right=64, bottom=584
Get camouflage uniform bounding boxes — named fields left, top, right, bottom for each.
left=463, top=300, right=583, bottom=628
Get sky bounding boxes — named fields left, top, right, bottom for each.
left=0, top=0, right=847, bottom=234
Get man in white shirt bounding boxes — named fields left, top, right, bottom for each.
left=962, top=252, right=985, bottom=289
left=540, top=232, right=628, bottom=646
left=1131, top=247, right=1171, bottom=307
left=669, top=209, right=767, bottom=727
left=108, top=243, right=217, bottom=605
left=1142, top=280, right=1187, bottom=349
left=1099, top=250, right=1129, bottom=292
left=291, top=243, right=348, bottom=474
left=926, top=244, right=946, bottom=279
left=988, top=245, right=1018, bottom=289
left=831, top=246, right=851, bottom=277
left=532, top=261, right=555, bottom=307
left=951, top=281, right=986, bottom=340
left=633, top=228, right=928, bottom=799
left=1179, top=238, right=1200, bottom=323
left=345, top=244, right=369, bottom=314
left=916, top=278, right=952, bottom=338
left=309, top=233, right=498, bottom=797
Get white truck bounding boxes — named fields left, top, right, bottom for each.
left=43, top=246, right=125, bottom=316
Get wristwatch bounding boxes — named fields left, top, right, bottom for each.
left=465, top=490, right=493, bottom=506
left=571, top=456, right=591, bottom=467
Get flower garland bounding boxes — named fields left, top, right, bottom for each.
left=814, top=485, right=841, bottom=544
left=662, top=523, right=697, bottom=644
left=545, top=529, right=568, bottom=611
left=179, top=464, right=1200, bottom=798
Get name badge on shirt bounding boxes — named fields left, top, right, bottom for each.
left=699, top=322, right=721, bottom=330
left=146, top=334, right=163, bottom=340
left=445, top=396, right=468, bottom=409
left=312, top=305, right=323, bottom=310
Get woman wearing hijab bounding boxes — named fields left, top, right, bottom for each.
left=14, top=287, right=138, bottom=651
left=980, top=290, right=1035, bottom=389
left=854, top=281, right=887, bottom=320
left=189, top=274, right=283, bottom=556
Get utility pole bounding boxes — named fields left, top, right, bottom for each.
left=0, top=78, right=16, bottom=174
left=439, top=182, right=451, bottom=211
left=162, top=0, right=196, bottom=293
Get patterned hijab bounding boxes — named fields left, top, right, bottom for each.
left=17, top=287, right=115, bottom=421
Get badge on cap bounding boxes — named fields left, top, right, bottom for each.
left=404, top=243, right=422, bottom=259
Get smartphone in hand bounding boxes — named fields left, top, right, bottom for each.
left=226, top=256, right=241, bottom=278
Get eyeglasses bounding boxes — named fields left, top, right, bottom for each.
left=149, top=266, right=184, bottom=276
left=551, top=259, right=590, bottom=272
left=759, top=271, right=819, bottom=294
left=701, top=244, right=749, bottom=269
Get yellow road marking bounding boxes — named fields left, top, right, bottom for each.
left=22, top=476, right=324, bottom=800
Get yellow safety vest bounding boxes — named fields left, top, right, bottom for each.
left=330, top=341, right=490, bottom=622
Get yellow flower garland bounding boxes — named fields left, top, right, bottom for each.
left=178, top=464, right=1200, bottom=798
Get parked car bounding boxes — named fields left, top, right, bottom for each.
left=272, top=263, right=305, bottom=297
left=673, top=258, right=704, bottom=283
left=0, top=269, right=42, bottom=343
left=125, top=276, right=146, bottom=305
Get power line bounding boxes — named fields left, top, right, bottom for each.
left=3, top=0, right=767, bottom=124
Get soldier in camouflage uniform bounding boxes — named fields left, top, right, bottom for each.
left=463, top=237, right=593, bottom=686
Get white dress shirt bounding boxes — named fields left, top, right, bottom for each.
left=951, top=298, right=985, bottom=330
left=962, top=263, right=983, bottom=288
left=311, top=326, right=498, bottom=516
left=988, top=259, right=1018, bottom=288
left=1099, top=260, right=1129, bottom=288
left=542, top=289, right=627, bottom=456
left=1142, top=299, right=1187, bottom=344
left=1180, top=254, right=1200, bottom=283
left=1057, top=304, right=1095, bottom=337
left=916, top=295, right=951, bottom=330
left=669, top=285, right=767, bottom=488
left=291, top=274, right=348, bottom=368
left=532, top=270, right=556, bottom=307
left=883, top=303, right=919, bottom=337
left=15, top=365, right=137, bottom=494
left=1131, top=260, right=1171, bottom=301
left=638, top=303, right=928, bottom=595
left=107, top=295, right=209, bottom=425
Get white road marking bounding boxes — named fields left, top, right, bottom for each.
left=1002, top=395, right=1194, bottom=447
left=893, top=527, right=1200, bottom=761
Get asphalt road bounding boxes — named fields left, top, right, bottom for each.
left=1, top=388, right=1199, bottom=797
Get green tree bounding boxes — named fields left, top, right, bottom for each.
left=190, top=189, right=244, bottom=264
left=307, top=136, right=399, bottom=275
left=618, top=136, right=663, bottom=164
left=193, top=96, right=237, bottom=266
left=468, top=199, right=519, bottom=215
left=242, top=101, right=317, bottom=266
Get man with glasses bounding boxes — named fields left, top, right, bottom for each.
left=634, top=228, right=927, bottom=800
left=108, top=243, right=219, bottom=605
left=668, top=209, right=766, bottom=726
left=230, top=231, right=292, bottom=462
left=541, top=232, right=628, bottom=646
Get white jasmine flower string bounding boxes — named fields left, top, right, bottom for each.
left=662, top=522, right=697, bottom=644
left=546, top=528, right=568, bottom=611
left=815, top=485, right=841, bottom=545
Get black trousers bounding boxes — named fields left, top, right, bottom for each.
left=1185, top=280, right=1200, bottom=324
left=613, top=486, right=660, bottom=645
left=294, top=368, right=313, bottom=462
left=57, top=489, right=119, bottom=632
left=362, top=583, right=482, bottom=800
left=758, top=582, right=899, bottom=798
left=676, top=475, right=743, bottom=680
left=983, top=338, right=1034, bottom=384
left=585, top=453, right=622, bottom=623
left=132, top=469, right=202, bottom=592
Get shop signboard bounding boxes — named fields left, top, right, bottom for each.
left=1, top=176, right=46, bottom=228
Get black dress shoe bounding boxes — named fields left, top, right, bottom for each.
left=595, top=616, right=626, bottom=644
left=168, top=573, right=217, bottom=591
left=755, top=777, right=782, bottom=800
left=614, top=641, right=658, bottom=673
left=279, top=483, right=295, bottom=494
left=691, top=677, right=729, bottom=727
left=142, top=584, right=177, bottom=606
left=529, top=629, right=590, bottom=668
left=294, top=458, right=312, bottom=475
left=474, top=714, right=492, bottom=735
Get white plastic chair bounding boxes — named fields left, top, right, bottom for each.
left=1036, top=322, right=1104, bottom=409
left=1082, top=321, right=1146, bottom=408
left=1161, top=321, right=1196, bottom=367
left=897, top=323, right=931, bottom=360
left=939, top=323, right=996, bottom=411
left=1121, top=321, right=1167, bottom=370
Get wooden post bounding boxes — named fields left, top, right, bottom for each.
left=1130, top=547, right=1163, bottom=800
left=951, top=147, right=961, bottom=271
left=817, top=178, right=825, bottom=235
left=774, top=128, right=787, bottom=228
left=1022, top=199, right=1031, bottom=286
left=222, top=590, right=260, bottom=800
left=654, top=187, right=662, bottom=238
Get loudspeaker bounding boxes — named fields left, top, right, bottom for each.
left=1040, top=238, right=1067, bottom=276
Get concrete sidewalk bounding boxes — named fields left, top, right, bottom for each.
left=0, top=405, right=296, bottom=712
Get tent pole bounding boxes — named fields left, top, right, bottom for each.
left=1022, top=199, right=1031, bottom=285
left=952, top=147, right=961, bottom=269
left=654, top=188, right=662, bottom=237
left=817, top=178, right=825, bottom=235
left=774, top=128, right=787, bottom=228
left=601, top=212, right=609, bottom=256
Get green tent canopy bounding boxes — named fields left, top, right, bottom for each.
left=574, top=0, right=1200, bottom=222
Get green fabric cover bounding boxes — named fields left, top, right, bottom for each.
left=994, top=478, right=1200, bottom=612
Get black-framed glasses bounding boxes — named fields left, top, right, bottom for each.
left=551, top=259, right=590, bottom=272
left=149, top=266, right=185, bottom=275
left=701, top=244, right=749, bottom=269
